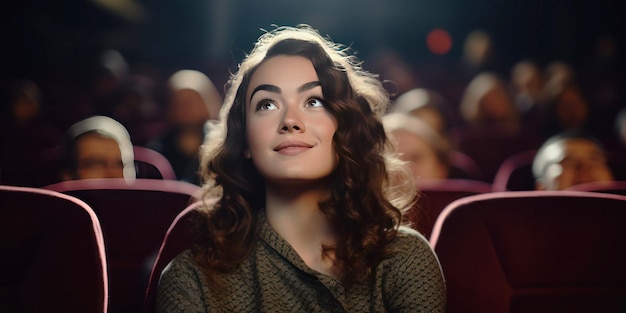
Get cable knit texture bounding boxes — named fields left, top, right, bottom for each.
left=156, top=213, right=446, bottom=313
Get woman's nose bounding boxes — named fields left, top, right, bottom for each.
left=279, top=106, right=305, bottom=133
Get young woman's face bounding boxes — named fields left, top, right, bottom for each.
left=245, top=55, right=338, bottom=185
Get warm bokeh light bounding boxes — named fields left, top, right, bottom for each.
left=426, top=28, right=453, bottom=55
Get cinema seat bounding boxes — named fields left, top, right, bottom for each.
left=44, top=178, right=201, bottom=313
left=0, top=185, right=108, bottom=312
left=430, top=191, right=626, bottom=313
left=143, top=200, right=205, bottom=313
left=408, top=179, right=493, bottom=238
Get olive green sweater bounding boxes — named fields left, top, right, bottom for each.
left=156, top=214, right=445, bottom=312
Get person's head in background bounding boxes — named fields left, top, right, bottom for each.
left=463, top=30, right=493, bottom=64
left=91, top=49, right=130, bottom=100
left=532, top=131, right=613, bottom=190
left=167, top=69, right=223, bottom=128
left=392, top=88, right=451, bottom=136
left=460, top=72, right=520, bottom=129
left=9, top=79, right=42, bottom=126
left=541, top=79, right=589, bottom=138
left=510, top=59, right=544, bottom=114
left=543, top=61, right=575, bottom=88
left=382, top=112, right=452, bottom=180
left=62, top=115, right=135, bottom=180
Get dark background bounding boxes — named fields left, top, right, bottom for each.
left=3, top=1, right=623, bottom=77
left=2, top=0, right=624, bottom=114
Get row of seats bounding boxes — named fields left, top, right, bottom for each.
left=0, top=179, right=201, bottom=313
left=2, top=180, right=625, bottom=312
left=411, top=178, right=626, bottom=238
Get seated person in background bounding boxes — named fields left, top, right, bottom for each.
left=509, top=59, right=544, bottom=126
left=532, top=131, right=614, bottom=190
left=459, top=71, right=521, bottom=130
left=541, top=79, right=590, bottom=140
left=391, top=87, right=451, bottom=136
left=62, top=115, right=136, bottom=180
left=148, top=69, right=222, bottom=185
left=382, top=112, right=452, bottom=180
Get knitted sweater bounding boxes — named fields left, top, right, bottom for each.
left=156, top=214, right=446, bottom=312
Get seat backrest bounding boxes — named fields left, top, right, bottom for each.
left=566, top=180, right=626, bottom=196
left=449, top=151, right=484, bottom=180
left=430, top=191, right=626, bottom=313
left=133, top=145, right=177, bottom=180
left=0, top=185, right=108, bottom=313
left=44, top=178, right=201, bottom=313
left=408, top=179, right=493, bottom=238
left=492, top=149, right=537, bottom=192
left=451, top=125, right=540, bottom=182
left=143, top=200, right=204, bottom=313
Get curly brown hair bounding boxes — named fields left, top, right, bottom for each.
left=193, top=25, right=415, bottom=285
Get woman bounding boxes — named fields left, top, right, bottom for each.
left=157, top=25, right=446, bottom=312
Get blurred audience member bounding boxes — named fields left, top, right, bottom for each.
left=459, top=30, right=502, bottom=80
left=91, top=49, right=130, bottom=106
left=62, top=115, right=136, bottom=181
left=8, top=79, right=43, bottom=126
left=148, top=70, right=222, bottom=184
left=382, top=112, right=452, bottom=180
left=544, top=61, right=576, bottom=88
left=459, top=72, right=520, bottom=129
left=510, top=59, right=544, bottom=126
left=103, top=75, right=165, bottom=145
left=532, top=131, right=613, bottom=190
left=0, top=79, right=63, bottom=186
left=392, top=88, right=451, bottom=136
left=454, top=72, right=540, bottom=182
left=541, top=79, right=589, bottom=139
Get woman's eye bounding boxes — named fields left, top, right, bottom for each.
left=306, top=98, right=325, bottom=108
left=256, top=99, right=278, bottom=111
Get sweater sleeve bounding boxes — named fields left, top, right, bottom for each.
left=383, top=228, right=446, bottom=313
left=156, top=250, right=208, bottom=313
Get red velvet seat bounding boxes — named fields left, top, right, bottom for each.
left=143, top=200, right=204, bottom=313
left=430, top=191, right=626, bottom=313
left=408, top=179, right=493, bottom=238
left=451, top=124, right=541, bottom=183
left=0, top=185, right=108, bottom=312
left=449, top=151, right=484, bottom=180
left=44, top=178, right=201, bottom=313
left=133, top=145, right=177, bottom=180
left=492, top=149, right=537, bottom=192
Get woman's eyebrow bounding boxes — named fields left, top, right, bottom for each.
left=297, top=81, right=321, bottom=93
left=249, top=81, right=321, bottom=102
left=250, top=84, right=281, bottom=102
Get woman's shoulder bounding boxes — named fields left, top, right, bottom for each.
left=386, top=226, right=435, bottom=262
left=394, top=226, right=430, bottom=247
left=161, top=250, right=198, bottom=279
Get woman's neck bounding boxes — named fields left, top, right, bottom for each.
left=265, top=181, right=331, bottom=239
left=264, top=181, right=339, bottom=278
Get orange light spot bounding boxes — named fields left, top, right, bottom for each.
left=427, top=28, right=453, bottom=55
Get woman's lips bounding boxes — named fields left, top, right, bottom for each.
left=274, top=141, right=314, bottom=155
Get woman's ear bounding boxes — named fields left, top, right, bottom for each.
left=244, top=149, right=251, bottom=159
